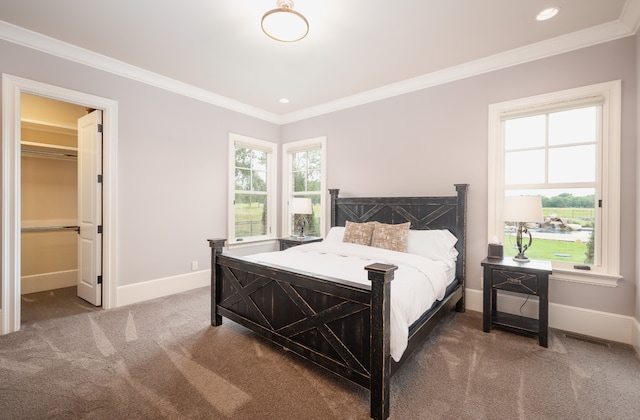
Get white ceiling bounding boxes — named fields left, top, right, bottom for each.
left=1, top=0, right=639, bottom=123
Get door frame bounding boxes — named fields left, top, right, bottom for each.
left=1, top=74, right=118, bottom=334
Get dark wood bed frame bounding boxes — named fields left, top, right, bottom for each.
left=208, top=184, right=468, bottom=419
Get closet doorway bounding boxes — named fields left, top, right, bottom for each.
left=1, top=75, right=118, bottom=335
left=21, top=94, right=103, bottom=310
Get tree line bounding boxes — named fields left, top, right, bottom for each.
left=541, top=193, right=594, bottom=208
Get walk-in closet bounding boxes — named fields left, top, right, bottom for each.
left=20, top=94, right=88, bottom=305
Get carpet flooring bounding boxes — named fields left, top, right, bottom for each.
left=1, top=286, right=639, bottom=419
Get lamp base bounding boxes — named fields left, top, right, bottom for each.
left=513, top=254, right=530, bottom=263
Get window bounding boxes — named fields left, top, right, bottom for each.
left=228, top=134, right=277, bottom=245
left=282, top=137, right=326, bottom=237
left=488, top=81, right=621, bottom=286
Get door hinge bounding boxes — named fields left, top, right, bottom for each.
left=97, top=275, right=102, bottom=284
left=97, top=225, right=103, bottom=234
left=598, top=199, right=603, bottom=208
left=97, top=124, right=103, bottom=133
left=98, top=174, right=103, bottom=183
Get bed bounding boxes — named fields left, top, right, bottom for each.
left=207, top=184, right=468, bottom=419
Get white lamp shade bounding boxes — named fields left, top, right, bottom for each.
left=261, top=4, right=309, bottom=42
left=291, top=197, right=312, bottom=215
left=503, top=196, right=544, bottom=223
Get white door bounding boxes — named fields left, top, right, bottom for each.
left=77, top=110, right=103, bottom=306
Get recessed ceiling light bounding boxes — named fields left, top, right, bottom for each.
left=279, top=98, right=290, bottom=104
left=536, top=7, right=560, bottom=21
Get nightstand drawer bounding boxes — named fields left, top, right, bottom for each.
left=492, top=269, right=539, bottom=295
left=278, top=236, right=322, bottom=250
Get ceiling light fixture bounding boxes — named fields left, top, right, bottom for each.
left=261, top=0, right=309, bottom=42
left=536, top=7, right=560, bottom=21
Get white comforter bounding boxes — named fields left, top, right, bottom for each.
left=244, top=241, right=452, bottom=362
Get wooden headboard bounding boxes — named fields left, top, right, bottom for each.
left=328, top=184, right=468, bottom=284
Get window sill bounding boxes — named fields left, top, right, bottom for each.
left=227, top=238, right=277, bottom=250
left=550, top=268, right=622, bottom=287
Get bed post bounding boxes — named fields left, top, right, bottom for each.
left=208, top=238, right=226, bottom=326
left=454, top=184, right=468, bottom=312
left=366, top=262, right=397, bottom=420
left=329, top=189, right=340, bottom=227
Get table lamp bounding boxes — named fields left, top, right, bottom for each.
left=503, top=195, right=544, bottom=262
left=291, top=197, right=312, bottom=238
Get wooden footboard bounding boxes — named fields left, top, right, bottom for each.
left=209, top=238, right=396, bottom=419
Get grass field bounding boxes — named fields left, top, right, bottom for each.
left=234, top=202, right=321, bottom=237
left=234, top=203, right=266, bottom=237
left=503, top=235, right=589, bottom=264
left=544, top=207, right=594, bottom=218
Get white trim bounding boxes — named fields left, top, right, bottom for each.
left=466, top=288, right=636, bottom=345
left=281, top=137, right=327, bottom=237
left=1, top=76, right=21, bottom=334
left=280, top=19, right=637, bottom=124
left=2, top=9, right=638, bottom=125
left=633, top=318, right=640, bottom=358
left=487, top=80, right=621, bottom=283
left=622, top=0, right=640, bottom=33
left=550, top=269, right=622, bottom=287
left=227, top=133, right=278, bottom=246
left=21, top=270, right=77, bottom=295
left=116, top=270, right=210, bottom=307
left=1, top=74, right=118, bottom=335
left=0, top=21, right=280, bottom=125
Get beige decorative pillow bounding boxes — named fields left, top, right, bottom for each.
left=371, top=222, right=411, bottom=252
left=342, top=221, right=376, bottom=246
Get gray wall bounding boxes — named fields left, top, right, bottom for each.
left=282, top=36, right=638, bottom=317
left=0, top=34, right=637, bottom=318
left=0, top=38, right=280, bottom=298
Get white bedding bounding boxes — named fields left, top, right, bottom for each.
left=244, top=241, right=456, bottom=362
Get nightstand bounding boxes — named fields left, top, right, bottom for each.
left=278, top=236, right=322, bottom=251
left=481, top=257, right=552, bottom=347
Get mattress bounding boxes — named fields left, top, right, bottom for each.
left=245, top=241, right=456, bottom=362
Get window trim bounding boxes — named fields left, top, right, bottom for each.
left=282, top=137, right=327, bottom=238
left=488, top=80, right=622, bottom=286
left=228, top=133, right=278, bottom=246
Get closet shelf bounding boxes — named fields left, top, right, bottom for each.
left=21, top=119, right=77, bottom=136
left=21, top=141, right=78, bottom=158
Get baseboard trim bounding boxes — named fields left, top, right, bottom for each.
left=633, top=318, right=640, bottom=358
left=21, top=270, right=77, bottom=294
left=114, top=277, right=638, bottom=350
left=465, top=288, right=637, bottom=346
left=117, top=269, right=210, bottom=307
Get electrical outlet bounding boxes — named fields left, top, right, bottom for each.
left=191, top=261, right=198, bottom=271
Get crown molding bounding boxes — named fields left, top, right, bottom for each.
left=2, top=4, right=638, bottom=127
left=622, top=0, right=640, bottom=33
left=0, top=20, right=282, bottom=125
left=281, top=17, right=638, bottom=124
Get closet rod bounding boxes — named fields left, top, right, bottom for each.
left=21, top=226, right=80, bottom=233
left=22, top=149, right=77, bottom=158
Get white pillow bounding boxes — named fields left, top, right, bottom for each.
left=325, top=226, right=345, bottom=243
left=328, top=227, right=458, bottom=262
left=407, top=229, right=459, bottom=263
